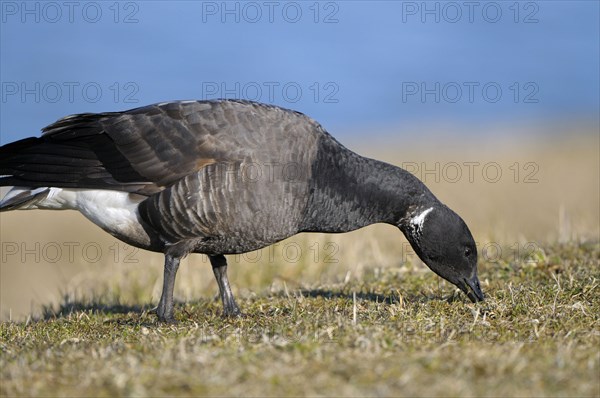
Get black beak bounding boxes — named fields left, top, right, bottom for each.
left=460, top=275, right=485, bottom=303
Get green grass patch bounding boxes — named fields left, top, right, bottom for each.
left=1, top=242, right=599, bottom=397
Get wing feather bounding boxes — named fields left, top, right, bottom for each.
left=1, top=100, right=321, bottom=196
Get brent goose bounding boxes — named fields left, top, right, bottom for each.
left=0, top=100, right=484, bottom=322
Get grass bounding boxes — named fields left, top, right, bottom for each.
left=0, top=241, right=598, bottom=397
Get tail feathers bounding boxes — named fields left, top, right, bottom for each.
left=0, top=136, right=108, bottom=187
left=0, top=187, right=51, bottom=211
left=0, top=134, right=156, bottom=194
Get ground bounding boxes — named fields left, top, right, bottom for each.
left=1, top=242, right=598, bottom=396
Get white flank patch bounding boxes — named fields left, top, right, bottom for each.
left=411, top=207, right=434, bottom=230
left=33, top=187, right=77, bottom=210
left=69, top=189, right=152, bottom=247
left=46, top=187, right=62, bottom=200
left=2, top=187, right=153, bottom=248
left=71, top=190, right=142, bottom=228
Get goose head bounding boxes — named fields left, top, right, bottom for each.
left=400, top=205, right=484, bottom=302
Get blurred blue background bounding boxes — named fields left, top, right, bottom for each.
left=1, top=1, right=598, bottom=144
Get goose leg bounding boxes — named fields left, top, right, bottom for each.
left=210, top=254, right=241, bottom=317
left=156, top=254, right=181, bottom=323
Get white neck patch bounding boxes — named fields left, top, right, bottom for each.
left=410, top=207, right=434, bottom=230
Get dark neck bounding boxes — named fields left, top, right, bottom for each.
left=299, top=136, right=438, bottom=233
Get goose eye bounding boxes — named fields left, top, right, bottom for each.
left=464, top=247, right=472, bottom=258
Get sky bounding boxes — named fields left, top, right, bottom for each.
left=0, top=1, right=598, bottom=143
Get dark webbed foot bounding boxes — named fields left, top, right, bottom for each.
left=155, top=305, right=177, bottom=323
left=222, top=300, right=243, bottom=318
left=157, top=312, right=177, bottom=324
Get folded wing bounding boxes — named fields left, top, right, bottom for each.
left=0, top=100, right=298, bottom=195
